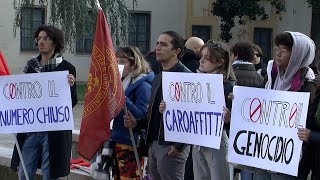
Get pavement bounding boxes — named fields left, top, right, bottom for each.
left=0, top=102, right=84, bottom=149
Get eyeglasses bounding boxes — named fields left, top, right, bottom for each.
left=34, top=36, right=51, bottom=43
left=274, top=47, right=290, bottom=54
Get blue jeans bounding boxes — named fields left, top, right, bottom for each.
left=18, top=132, right=55, bottom=180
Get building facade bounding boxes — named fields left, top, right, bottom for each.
left=186, top=0, right=313, bottom=62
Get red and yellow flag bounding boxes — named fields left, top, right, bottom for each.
left=77, top=9, right=125, bottom=160
left=0, top=51, right=10, bottom=75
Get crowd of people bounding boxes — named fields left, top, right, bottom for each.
left=9, top=24, right=320, bottom=180
left=122, top=31, right=320, bottom=180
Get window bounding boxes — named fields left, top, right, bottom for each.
left=192, top=25, right=211, bottom=43
left=20, top=7, right=45, bottom=51
left=129, top=12, right=151, bottom=54
left=254, top=28, right=273, bottom=63
left=76, top=11, right=95, bottom=54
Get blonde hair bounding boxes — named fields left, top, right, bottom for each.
left=116, top=46, right=151, bottom=78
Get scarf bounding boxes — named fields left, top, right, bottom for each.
left=23, top=53, right=63, bottom=73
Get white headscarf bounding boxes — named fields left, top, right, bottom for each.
left=272, top=31, right=315, bottom=90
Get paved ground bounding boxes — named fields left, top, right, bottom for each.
left=0, top=102, right=84, bottom=149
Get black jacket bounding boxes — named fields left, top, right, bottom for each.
left=145, top=51, right=162, bottom=75
left=136, top=61, right=191, bottom=151
left=180, top=49, right=200, bottom=73
left=255, top=60, right=267, bottom=77
left=11, top=59, right=78, bottom=178
left=233, top=63, right=264, bottom=88
left=297, top=71, right=320, bottom=179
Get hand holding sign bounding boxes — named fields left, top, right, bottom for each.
left=297, top=128, right=310, bottom=142
left=67, top=74, right=75, bottom=86
left=223, top=106, right=231, bottom=124
left=159, top=100, right=166, bottom=114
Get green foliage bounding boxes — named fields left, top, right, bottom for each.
left=13, top=0, right=137, bottom=51
left=76, top=83, right=87, bottom=101
left=307, top=0, right=320, bottom=13
left=212, top=0, right=285, bottom=42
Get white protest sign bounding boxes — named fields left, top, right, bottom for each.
left=162, top=72, right=226, bottom=149
left=118, top=65, right=124, bottom=78
left=228, top=86, right=310, bottom=176
left=0, top=71, right=74, bottom=134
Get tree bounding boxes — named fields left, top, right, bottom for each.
left=13, top=0, right=137, bottom=51
left=212, top=0, right=320, bottom=42
left=307, top=0, right=320, bottom=13
left=211, top=0, right=286, bottom=42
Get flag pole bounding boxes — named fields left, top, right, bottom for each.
left=124, top=105, right=143, bottom=180
left=95, top=0, right=102, bottom=10
left=92, top=1, right=142, bottom=179
left=14, top=134, right=30, bottom=180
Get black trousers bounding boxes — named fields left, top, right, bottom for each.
left=184, top=146, right=194, bottom=180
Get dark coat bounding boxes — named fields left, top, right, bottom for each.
left=11, top=59, right=78, bottom=179
left=111, top=72, right=154, bottom=145
left=233, top=63, right=264, bottom=88
left=254, top=60, right=267, bottom=77
left=180, top=49, right=200, bottom=73
left=145, top=51, right=162, bottom=75
left=297, top=73, right=320, bottom=179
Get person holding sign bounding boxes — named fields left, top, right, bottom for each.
left=252, top=32, right=318, bottom=180
left=124, top=31, right=191, bottom=180
left=10, top=25, right=78, bottom=180
left=190, top=41, right=236, bottom=180
left=111, top=46, right=154, bottom=179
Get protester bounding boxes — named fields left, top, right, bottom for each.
left=231, top=42, right=264, bottom=179
left=111, top=46, right=154, bottom=179
left=180, top=36, right=204, bottom=73
left=124, top=31, right=191, bottom=180
left=191, top=42, right=235, bottom=180
left=252, top=43, right=267, bottom=77
left=156, top=41, right=235, bottom=180
left=10, top=25, right=78, bottom=179
left=253, top=31, right=317, bottom=180
left=291, top=33, right=320, bottom=180
left=231, top=41, right=264, bottom=88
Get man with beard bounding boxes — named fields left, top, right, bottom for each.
left=124, top=31, right=191, bottom=180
